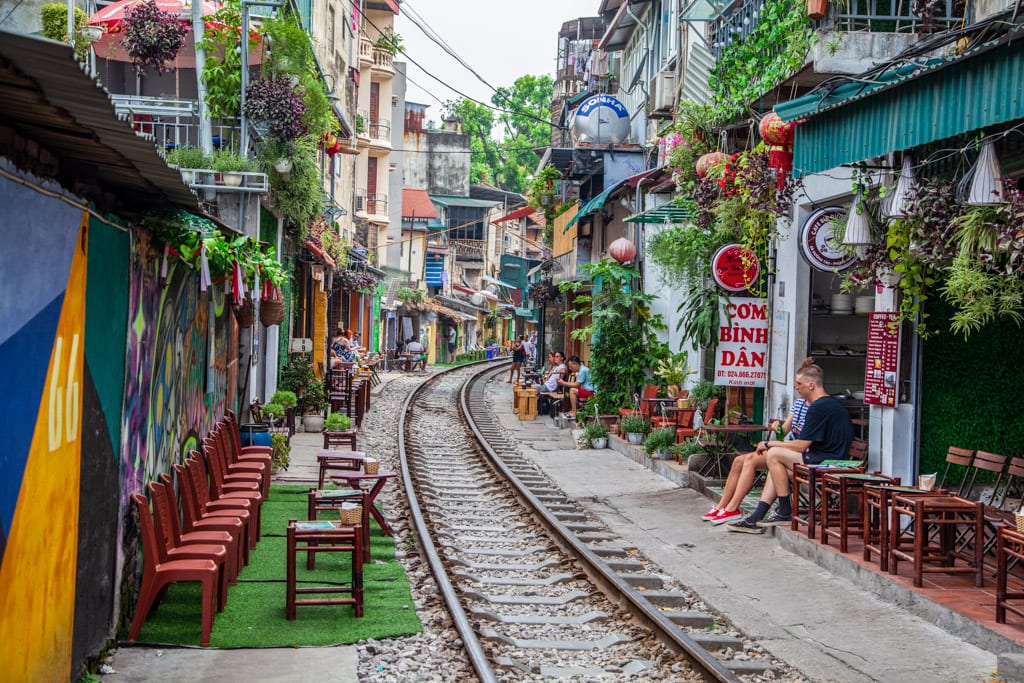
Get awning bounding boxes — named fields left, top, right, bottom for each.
left=481, top=274, right=518, bottom=289
left=429, top=194, right=499, bottom=209
left=565, top=168, right=658, bottom=232
left=599, top=0, right=653, bottom=51
left=436, top=295, right=491, bottom=314
left=434, top=305, right=477, bottom=322
left=493, top=205, right=534, bottom=224
left=305, top=240, right=336, bottom=267
left=777, top=23, right=1024, bottom=176
left=625, top=204, right=692, bottom=224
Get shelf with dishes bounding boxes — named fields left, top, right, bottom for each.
left=810, top=344, right=867, bottom=357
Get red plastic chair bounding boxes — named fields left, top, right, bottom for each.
left=128, top=493, right=226, bottom=647
left=150, top=479, right=240, bottom=584
left=203, top=436, right=263, bottom=495
left=184, top=454, right=260, bottom=547
left=619, top=385, right=659, bottom=419
left=211, top=427, right=269, bottom=498
left=198, top=445, right=265, bottom=533
left=172, top=466, right=253, bottom=560
left=224, top=409, right=273, bottom=459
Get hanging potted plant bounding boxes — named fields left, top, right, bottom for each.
left=121, top=0, right=189, bottom=75
left=213, top=150, right=255, bottom=187
left=245, top=76, right=308, bottom=142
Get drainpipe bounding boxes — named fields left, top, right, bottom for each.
left=625, top=0, right=650, bottom=104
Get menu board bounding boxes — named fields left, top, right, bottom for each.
left=863, top=312, right=900, bottom=407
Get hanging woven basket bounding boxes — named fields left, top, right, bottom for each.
left=233, top=298, right=255, bottom=328
left=260, top=297, right=285, bottom=326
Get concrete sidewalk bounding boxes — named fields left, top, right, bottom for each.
left=489, top=377, right=999, bottom=683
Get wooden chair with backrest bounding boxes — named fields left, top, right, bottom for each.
left=936, top=446, right=976, bottom=497
left=127, top=492, right=225, bottom=647
left=953, top=450, right=1007, bottom=560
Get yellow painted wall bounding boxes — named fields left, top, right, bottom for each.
left=313, top=287, right=327, bottom=378
left=552, top=205, right=578, bottom=258
left=0, top=216, right=86, bottom=681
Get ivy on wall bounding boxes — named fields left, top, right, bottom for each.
left=919, top=293, right=1024, bottom=480
left=709, top=0, right=816, bottom=118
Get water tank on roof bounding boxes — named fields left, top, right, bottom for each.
left=572, top=95, right=631, bottom=145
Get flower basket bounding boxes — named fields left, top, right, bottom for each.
left=233, top=298, right=255, bottom=328
left=260, top=296, right=285, bottom=326
left=364, top=458, right=379, bottom=475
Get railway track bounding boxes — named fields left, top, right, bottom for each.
left=398, top=362, right=787, bottom=682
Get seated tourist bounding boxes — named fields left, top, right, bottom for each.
left=558, top=356, right=595, bottom=421
left=404, top=337, right=426, bottom=370
left=540, top=351, right=567, bottom=393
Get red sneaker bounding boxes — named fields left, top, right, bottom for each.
left=710, top=509, right=742, bottom=526
left=701, top=507, right=720, bottom=522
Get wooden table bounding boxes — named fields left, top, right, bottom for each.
left=997, top=524, right=1024, bottom=623
left=330, top=471, right=397, bottom=536
left=821, top=472, right=900, bottom=551
left=307, top=488, right=372, bottom=562
left=286, top=519, right=363, bottom=619
left=863, top=484, right=935, bottom=571
left=316, top=448, right=366, bottom=489
left=889, top=494, right=984, bottom=587
left=696, top=424, right=768, bottom=478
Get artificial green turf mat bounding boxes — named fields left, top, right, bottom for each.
left=136, top=485, right=422, bottom=647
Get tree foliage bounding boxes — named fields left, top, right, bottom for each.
left=445, top=74, right=554, bottom=193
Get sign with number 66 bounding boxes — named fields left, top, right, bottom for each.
left=48, top=333, right=81, bottom=452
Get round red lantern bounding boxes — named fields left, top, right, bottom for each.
left=695, top=151, right=731, bottom=179
left=608, top=237, right=637, bottom=264
left=758, top=112, right=795, bottom=147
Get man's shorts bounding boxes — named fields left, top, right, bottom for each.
left=802, top=451, right=828, bottom=465
left=577, top=388, right=594, bottom=399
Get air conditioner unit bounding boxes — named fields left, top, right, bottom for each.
left=651, top=71, right=677, bottom=113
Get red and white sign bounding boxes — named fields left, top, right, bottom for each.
left=863, top=312, right=901, bottom=407
left=715, top=297, right=768, bottom=387
left=711, top=244, right=760, bottom=292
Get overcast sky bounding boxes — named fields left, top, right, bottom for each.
left=395, top=0, right=603, bottom=115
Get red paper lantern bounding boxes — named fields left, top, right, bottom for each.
left=758, top=112, right=795, bottom=147
left=695, top=152, right=731, bottom=179
left=608, top=237, right=637, bottom=264
left=325, top=142, right=343, bottom=156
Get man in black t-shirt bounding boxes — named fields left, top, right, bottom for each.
left=727, top=362, right=852, bottom=533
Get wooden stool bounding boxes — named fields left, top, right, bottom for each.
left=512, top=382, right=521, bottom=414
left=286, top=519, right=363, bottom=619
left=889, top=494, right=984, bottom=588
left=997, top=524, right=1024, bottom=623
left=863, top=484, right=934, bottom=571
left=791, top=462, right=864, bottom=538
left=519, top=387, right=538, bottom=420
left=821, top=472, right=899, bottom=551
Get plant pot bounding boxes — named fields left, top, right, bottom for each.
left=592, top=437, right=608, bottom=449
left=808, top=0, right=828, bottom=19
left=626, top=432, right=644, bottom=445
left=877, top=266, right=900, bottom=288
left=657, top=449, right=673, bottom=460
left=222, top=172, right=244, bottom=187
left=302, top=414, right=324, bottom=432
left=667, top=384, right=680, bottom=399
left=260, top=296, right=285, bottom=326
left=233, top=299, right=255, bottom=328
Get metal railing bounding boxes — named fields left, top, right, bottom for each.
left=709, top=0, right=965, bottom=59
left=356, top=192, right=389, bottom=216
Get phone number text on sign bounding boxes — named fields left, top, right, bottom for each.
left=715, top=298, right=768, bottom=387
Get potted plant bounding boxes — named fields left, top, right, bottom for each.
left=261, top=402, right=285, bottom=426
left=270, top=388, right=298, bottom=432
left=689, top=379, right=724, bottom=411
left=245, top=76, right=308, bottom=142
left=299, top=379, right=328, bottom=432
left=270, top=432, right=290, bottom=472
left=671, top=438, right=705, bottom=465
left=620, top=414, right=649, bottom=446
left=644, top=427, right=677, bottom=459
left=212, top=150, right=255, bottom=187
left=166, top=146, right=213, bottom=184
left=654, top=352, right=692, bottom=398
left=579, top=420, right=609, bottom=449
left=121, top=0, right=189, bottom=75
left=374, top=27, right=403, bottom=54
left=324, top=412, right=351, bottom=433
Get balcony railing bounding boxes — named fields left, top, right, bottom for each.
left=359, top=37, right=374, bottom=65
left=372, top=47, right=395, bottom=74
left=709, top=0, right=964, bottom=59
left=356, top=192, right=389, bottom=217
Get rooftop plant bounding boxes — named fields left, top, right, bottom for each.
left=245, top=76, right=308, bottom=142
left=40, top=3, right=89, bottom=61
left=121, top=0, right=189, bottom=75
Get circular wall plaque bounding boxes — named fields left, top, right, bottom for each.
left=711, top=244, right=760, bottom=292
left=799, top=207, right=856, bottom=271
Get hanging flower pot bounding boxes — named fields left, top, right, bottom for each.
left=233, top=297, right=255, bottom=328
left=274, top=158, right=293, bottom=174
left=808, top=0, right=828, bottom=19
left=260, top=287, right=285, bottom=326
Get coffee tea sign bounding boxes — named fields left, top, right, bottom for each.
left=715, top=297, right=768, bottom=387
left=799, top=207, right=856, bottom=271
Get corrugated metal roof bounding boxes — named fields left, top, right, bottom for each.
left=779, top=25, right=1024, bottom=176
left=402, top=188, right=437, bottom=218
left=0, top=30, right=202, bottom=214
left=682, top=36, right=713, bottom=105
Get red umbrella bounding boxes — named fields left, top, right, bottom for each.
left=88, top=0, right=222, bottom=32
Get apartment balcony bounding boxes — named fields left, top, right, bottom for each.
left=357, top=111, right=392, bottom=153
left=355, top=191, right=390, bottom=223
left=708, top=0, right=966, bottom=102
left=371, top=47, right=396, bottom=77
left=359, top=37, right=374, bottom=67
